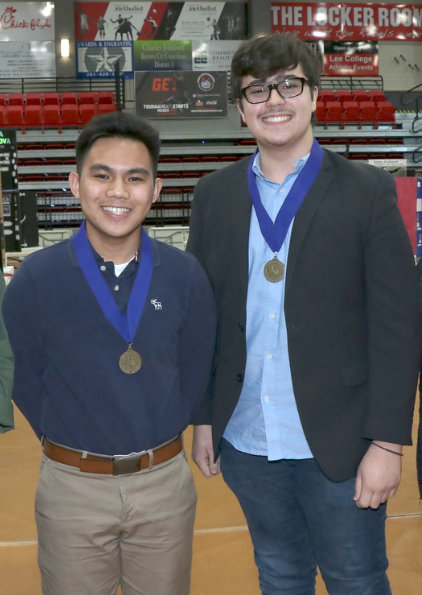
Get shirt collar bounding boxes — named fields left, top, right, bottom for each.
left=252, top=150, right=309, bottom=183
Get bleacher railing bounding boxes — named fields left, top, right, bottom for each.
left=401, top=82, right=422, bottom=135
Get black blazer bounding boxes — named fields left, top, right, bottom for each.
left=415, top=257, right=422, bottom=498
left=187, top=148, right=421, bottom=482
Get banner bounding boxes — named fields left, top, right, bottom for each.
left=322, top=41, right=378, bottom=76
left=134, top=40, right=192, bottom=71
left=75, top=2, right=246, bottom=41
left=192, top=40, right=241, bottom=71
left=135, top=70, right=228, bottom=118
left=76, top=41, right=133, bottom=78
left=0, top=41, right=55, bottom=78
left=0, top=129, right=20, bottom=252
left=271, top=3, right=422, bottom=41
left=0, top=3, right=54, bottom=41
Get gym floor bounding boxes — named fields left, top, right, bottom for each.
left=1, top=406, right=421, bottom=595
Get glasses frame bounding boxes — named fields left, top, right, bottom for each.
left=241, top=77, right=310, bottom=104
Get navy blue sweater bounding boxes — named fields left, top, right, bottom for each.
left=3, top=234, right=216, bottom=455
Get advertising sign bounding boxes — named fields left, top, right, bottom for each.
left=76, top=41, right=133, bottom=78
left=135, top=70, right=228, bottom=118
left=133, top=40, right=192, bottom=71
left=0, top=2, right=54, bottom=41
left=75, top=2, right=246, bottom=41
left=0, top=129, right=20, bottom=252
left=323, top=41, right=378, bottom=76
left=192, top=40, right=241, bottom=71
left=0, top=40, right=55, bottom=78
left=271, top=3, right=422, bottom=41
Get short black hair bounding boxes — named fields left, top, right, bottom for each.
left=231, top=33, right=321, bottom=103
left=76, top=111, right=160, bottom=176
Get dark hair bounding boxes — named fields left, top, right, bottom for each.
left=76, top=111, right=161, bottom=176
left=231, top=34, right=321, bottom=103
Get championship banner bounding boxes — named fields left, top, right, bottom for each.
left=0, top=2, right=54, bottom=41
left=192, top=40, right=241, bottom=71
left=322, top=41, right=378, bottom=76
left=0, top=41, right=55, bottom=78
left=76, top=41, right=133, bottom=78
left=133, top=40, right=192, bottom=71
left=271, top=3, right=422, bottom=41
left=135, top=70, right=228, bottom=118
left=75, top=2, right=246, bottom=41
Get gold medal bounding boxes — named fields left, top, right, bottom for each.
left=264, top=256, right=285, bottom=283
left=119, top=344, right=142, bottom=374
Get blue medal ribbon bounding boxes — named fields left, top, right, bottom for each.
left=247, top=138, right=323, bottom=255
left=72, top=221, right=153, bottom=344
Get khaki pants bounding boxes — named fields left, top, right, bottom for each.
left=35, top=450, right=197, bottom=595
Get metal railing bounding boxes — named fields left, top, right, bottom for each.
left=0, top=72, right=126, bottom=110
left=401, top=83, right=422, bottom=134
left=319, top=75, right=384, bottom=91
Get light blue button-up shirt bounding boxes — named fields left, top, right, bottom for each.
left=223, top=152, right=313, bottom=461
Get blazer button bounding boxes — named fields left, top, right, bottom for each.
left=237, top=373, right=243, bottom=382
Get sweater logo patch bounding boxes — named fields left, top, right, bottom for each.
left=151, top=298, right=162, bottom=310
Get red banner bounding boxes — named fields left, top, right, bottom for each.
left=271, top=3, right=422, bottom=41
left=322, top=41, right=378, bottom=76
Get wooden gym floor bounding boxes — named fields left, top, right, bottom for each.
left=1, top=406, right=421, bottom=595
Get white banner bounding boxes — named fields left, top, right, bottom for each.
left=0, top=41, right=55, bottom=77
left=192, top=40, right=241, bottom=71
left=76, top=41, right=133, bottom=78
left=0, top=3, right=55, bottom=41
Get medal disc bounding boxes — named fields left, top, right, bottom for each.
left=264, top=258, right=285, bottom=283
left=119, top=346, right=142, bottom=374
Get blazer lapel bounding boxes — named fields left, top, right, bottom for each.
left=286, top=151, right=334, bottom=292
left=229, top=157, right=252, bottom=297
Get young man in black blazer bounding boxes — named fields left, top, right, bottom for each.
left=187, top=33, right=421, bottom=595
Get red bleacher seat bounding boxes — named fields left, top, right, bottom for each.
left=79, top=103, right=97, bottom=126
left=0, top=106, right=6, bottom=126
left=44, top=104, right=61, bottom=132
left=8, top=93, right=24, bottom=106
left=61, top=104, right=80, bottom=129
left=359, top=101, right=378, bottom=126
left=26, top=93, right=42, bottom=106
left=79, top=92, right=97, bottom=105
left=318, top=90, right=336, bottom=103
left=376, top=101, right=396, bottom=125
left=7, top=105, right=25, bottom=131
left=368, top=90, right=386, bottom=104
left=342, top=101, right=361, bottom=124
left=43, top=92, right=60, bottom=106
left=25, top=105, right=43, bottom=130
left=325, top=102, right=344, bottom=126
left=61, top=92, right=78, bottom=105
left=97, top=103, right=117, bottom=115
left=352, top=90, right=368, bottom=102
left=97, top=91, right=115, bottom=105
left=335, top=90, right=353, bottom=103
left=0, top=95, right=7, bottom=106
left=316, top=101, right=327, bottom=123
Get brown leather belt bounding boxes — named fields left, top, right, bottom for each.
left=43, top=435, right=183, bottom=476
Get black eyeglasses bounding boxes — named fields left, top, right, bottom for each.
left=241, top=77, right=310, bottom=104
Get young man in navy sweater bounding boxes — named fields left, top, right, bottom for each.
left=3, top=112, right=216, bottom=595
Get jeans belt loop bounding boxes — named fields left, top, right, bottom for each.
left=147, top=449, right=154, bottom=470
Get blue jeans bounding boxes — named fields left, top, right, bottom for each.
left=220, top=439, right=391, bottom=595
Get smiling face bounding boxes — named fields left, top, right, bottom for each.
left=237, top=66, right=318, bottom=161
left=69, top=136, right=162, bottom=262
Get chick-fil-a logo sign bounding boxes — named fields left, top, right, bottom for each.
left=0, top=3, right=55, bottom=40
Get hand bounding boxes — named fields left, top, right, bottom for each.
left=192, top=424, right=220, bottom=478
left=354, top=441, right=402, bottom=509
